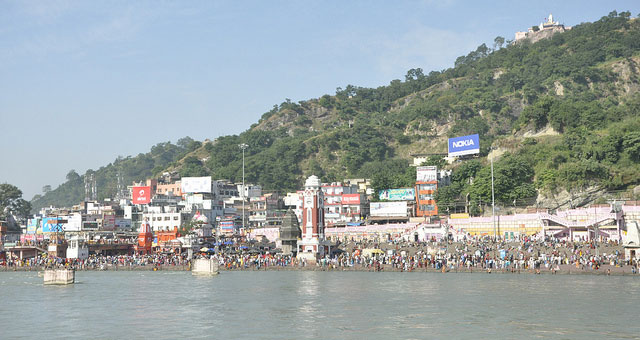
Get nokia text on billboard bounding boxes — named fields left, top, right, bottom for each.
left=448, top=134, right=480, bottom=157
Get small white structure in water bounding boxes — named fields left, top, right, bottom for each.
left=44, top=269, right=75, bottom=285
left=66, top=236, right=89, bottom=260
left=191, top=258, right=219, bottom=276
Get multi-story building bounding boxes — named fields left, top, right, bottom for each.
left=156, top=180, right=181, bottom=196
left=213, top=180, right=239, bottom=198
left=321, top=182, right=359, bottom=226
left=414, top=166, right=451, bottom=218
left=340, top=193, right=368, bottom=224
left=238, top=184, right=262, bottom=199
left=249, top=193, right=284, bottom=228
left=344, top=178, right=375, bottom=195
left=415, top=181, right=438, bottom=217
left=142, top=208, right=184, bottom=232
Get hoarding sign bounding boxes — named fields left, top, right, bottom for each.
left=341, top=194, right=361, bottom=205
left=103, top=213, right=116, bottom=231
left=26, top=218, right=40, bottom=234
left=42, top=217, right=63, bottom=233
left=416, top=166, right=437, bottom=182
left=378, top=188, right=415, bottom=201
left=20, top=234, right=44, bottom=243
left=115, top=218, right=132, bottom=229
left=370, top=201, right=408, bottom=217
left=132, top=186, right=151, bottom=204
left=219, top=219, right=235, bottom=230
left=181, top=176, right=212, bottom=193
left=448, top=134, right=480, bottom=157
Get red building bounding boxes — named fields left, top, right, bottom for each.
left=157, top=227, right=179, bottom=244
left=135, top=219, right=154, bottom=254
left=415, top=181, right=438, bottom=217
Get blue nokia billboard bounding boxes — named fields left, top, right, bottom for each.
left=448, top=134, right=480, bottom=157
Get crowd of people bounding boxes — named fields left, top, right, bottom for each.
left=2, top=235, right=639, bottom=275
left=2, top=253, right=190, bottom=270
left=209, top=235, right=639, bottom=274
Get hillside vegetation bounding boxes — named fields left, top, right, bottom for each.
left=31, top=138, right=201, bottom=211
left=34, top=11, right=640, bottom=213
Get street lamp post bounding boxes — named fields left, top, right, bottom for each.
left=491, top=153, right=496, bottom=241
left=239, top=143, right=248, bottom=232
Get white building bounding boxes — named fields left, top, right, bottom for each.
left=142, top=211, right=183, bottom=232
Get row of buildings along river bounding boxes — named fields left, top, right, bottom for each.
left=2, top=166, right=640, bottom=263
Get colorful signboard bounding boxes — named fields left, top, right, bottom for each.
left=416, top=166, right=438, bottom=182
left=448, top=134, right=480, bottom=157
left=132, top=186, right=151, bottom=204
left=26, top=218, right=40, bottom=234
left=20, top=234, right=44, bottom=243
left=218, top=219, right=235, bottom=231
left=341, top=193, right=361, bottom=205
left=378, top=188, right=415, bottom=201
left=181, top=176, right=212, bottom=193
left=42, top=217, right=63, bottom=233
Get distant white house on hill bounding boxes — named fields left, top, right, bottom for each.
left=515, top=14, right=571, bottom=42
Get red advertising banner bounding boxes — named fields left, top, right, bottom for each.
left=342, top=193, right=361, bottom=205
left=132, top=186, right=151, bottom=204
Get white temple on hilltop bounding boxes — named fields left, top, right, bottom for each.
left=515, top=13, right=571, bottom=41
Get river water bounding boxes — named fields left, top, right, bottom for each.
left=1, top=270, right=639, bottom=339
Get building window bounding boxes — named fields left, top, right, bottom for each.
left=418, top=184, right=436, bottom=191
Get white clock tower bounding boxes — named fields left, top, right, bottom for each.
left=297, top=175, right=327, bottom=261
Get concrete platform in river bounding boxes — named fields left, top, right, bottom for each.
left=44, top=269, right=75, bottom=285
left=191, top=258, right=219, bottom=276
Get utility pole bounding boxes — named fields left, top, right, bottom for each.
left=593, top=204, right=599, bottom=257
left=239, top=143, right=249, bottom=232
left=491, top=153, right=496, bottom=241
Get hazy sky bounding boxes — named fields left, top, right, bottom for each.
left=1, top=0, right=638, bottom=200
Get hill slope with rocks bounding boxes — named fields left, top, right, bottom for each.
left=35, top=11, right=640, bottom=214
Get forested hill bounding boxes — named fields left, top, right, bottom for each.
left=35, top=11, right=640, bottom=212
left=31, top=138, right=201, bottom=211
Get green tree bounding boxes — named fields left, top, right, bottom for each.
left=0, top=183, right=25, bottom=219
left=623, top=131, right=640, bottom=161
left=493, top=36, right=505, bottom=50
left=14, top=199, right=32, bottom=225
